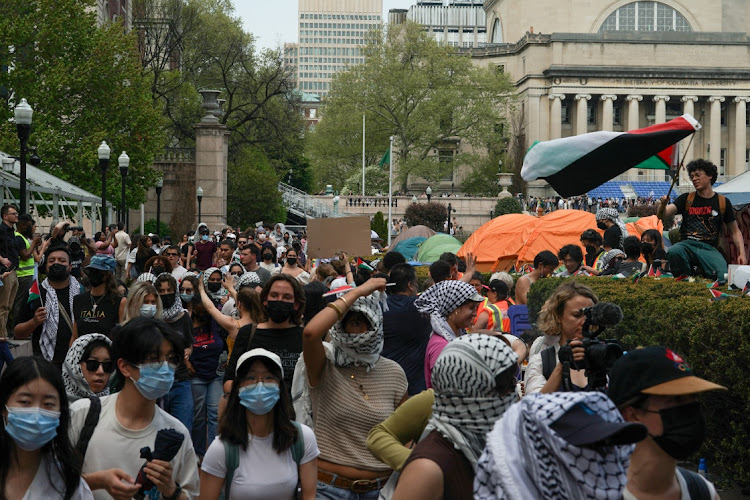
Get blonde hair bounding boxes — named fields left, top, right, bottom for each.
left=122, top=281, right=163, bottom=324
left=537, top=282, right=598, bottom=336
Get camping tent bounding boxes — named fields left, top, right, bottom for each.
left=457, top=213, right=537, bottom=272
left=391, top=236, right=427, bottom=261
left=716, top=171, right=750, bottom=208
left=390, top=225, right=436, bottom=247
left=415, top=234, right=462, bottom=263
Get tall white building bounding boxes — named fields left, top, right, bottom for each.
left=390, top=0, right=486, bottom=48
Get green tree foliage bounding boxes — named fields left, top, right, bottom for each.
left=404, top=202, right=448, bottom=233
left=0, top=0, right=167, bottom=211
left=371, top=211, right=388, bottom=240
left=226, top=147, right=286, bottom=228
left=494, top=197, right=523, bottom=216
left=341, top=165, right=390, bottom=196
left=134, top=218, right=172, bottom=238
left=307, top=22, right=516, bottom=192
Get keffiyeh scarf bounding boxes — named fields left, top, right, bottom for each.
left=328, top=291, right=384, bottom=371
left=596, top=207, right=629, bottom=248
left=427, top=334, right=518, bottom=468
left=157, top=273, right=186, bottom=322
left=415, top=280, right=479, bottom=342
left=202, top=267, right=227, bottom=301
left=137, top=272, right=157, bottom=283
left=600, top=249, right=626, bottom=271
left=237, top=272, right=261, bottom=289
left=40, top=278, right=81, bottom=361
left=474, top=392, right=634, bottom=500
left=62, top=333, right=112, bottom=403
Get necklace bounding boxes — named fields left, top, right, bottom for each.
left=90, top=294, right=106, bottom=312
left=350, top=374, right=369, bottom=401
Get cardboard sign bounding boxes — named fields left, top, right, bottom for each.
left=306, top=216, right=372, bottom=258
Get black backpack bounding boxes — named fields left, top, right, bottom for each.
left=74, top=396, right=101, bottom=463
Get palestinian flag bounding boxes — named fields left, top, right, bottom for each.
left=647, top=265, right=657, bottom=277
left=521, top=114, right=701, bottom=197
left=28, top=279, right=41, bottom=304
left=323, top=284, right=356, bottom=297
left=708, top=280, right=720, bottom=289
left=357, top=258, right=374, bottom=272
left=632, top=272, right=642, bottom=284
left=709, top=289, right=737, bottom=301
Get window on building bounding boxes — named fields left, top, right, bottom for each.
left=613, top=102, right=621, bottom=125
left=721, top=103, right=727, bottom=126
left=599, top=2, right=692, bottom=32
left=561, top=101, right=570, bottom=124
left=746, top=149, right=749, bottom=171
left=587, top=102, right=596, bottom=125
left=720, top=149, right=726, bottom=176
left=746, top=104, right=750, bottom=126
left=491, top=18, right=502, bottom=43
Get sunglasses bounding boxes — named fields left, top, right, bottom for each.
left=83, top=359, right=115, bottom=373
left=165, top=253, right=179, bottom=257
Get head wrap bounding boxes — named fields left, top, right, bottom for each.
left=328, top=291, right=384, bottom=371
left=600, top=249, right=626, bottom=270
left=137, top=272, right=157, bottom=284
left=474, top=392, right=634, bottom=500
left=596, top=207, right=628, bottom=248
left=415, top=280, right=480, bottom=341
left=237, top=271, right=261, bottom=289
left=202, top=267, right=226, bottom=301
left=157, top=273, right=185, bottom=322
left=427, top=334, right=517, bottom=468
left=62, top=333, right=112, bottom=403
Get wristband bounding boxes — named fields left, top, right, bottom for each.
left=164, top=483, right=182, bottom=500
left=327, top=302, right=344, bottom=320
left=339, top=295, right=349, bottom=308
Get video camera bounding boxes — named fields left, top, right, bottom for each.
left=558, top=302, right=624, bottom=392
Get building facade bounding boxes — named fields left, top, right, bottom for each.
left=472, top=0, right=750, bottom=190
left=296, top=0, right=383, bottom=97
left=390, top=0, right=487, bottom=48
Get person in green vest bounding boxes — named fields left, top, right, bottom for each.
left=11, top=213, right=40, bottom=332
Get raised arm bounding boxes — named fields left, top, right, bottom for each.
left=197, top=279, right=236, bottom=332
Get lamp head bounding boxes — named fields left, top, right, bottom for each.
left=426, top=186, right=432, bottom=195
left=98, top=141, right=111, bottom=160
left=197, top=186, right=204, bottom=198
left=156, top=177, right=163, bottom=188
left=118, top=151, right=129, bottom=170
left=14, top=98, right=33, bottom=126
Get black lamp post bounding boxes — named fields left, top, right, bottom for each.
left=14, top=98, right=33, bottom=214
left=155, top=178, right=163, bottom=235
left=98, top=141, right=111, bottom=228
left=118, top=151, right=129, bottom=232
left=197, top=186, right=203, bottom=223
left=447, top=202, right=452, bottom=231
left=426, top=186, right=432, bottom=203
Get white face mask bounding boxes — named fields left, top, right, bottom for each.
left=140, top=304, right=157, bottom=318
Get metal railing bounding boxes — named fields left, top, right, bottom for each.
left=278, top=182, right=341, bottom=219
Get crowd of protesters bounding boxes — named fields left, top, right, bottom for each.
left=523, top=193, right=670, bottom=216
left=0, top=158, right=732, bottom=500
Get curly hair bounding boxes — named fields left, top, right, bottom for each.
left=537, top=282, right=598, bottom=336
left=686, top=159, right=718, bottom=185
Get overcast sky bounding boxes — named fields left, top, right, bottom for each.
left=236, top=0, right=415, bottom=52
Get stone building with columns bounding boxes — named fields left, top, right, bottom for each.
left=470, top=0, right=750, bottom=191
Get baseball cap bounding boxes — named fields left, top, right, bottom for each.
left=87, top=254, right=116, bottom=273
left=608, top=346, right=726, bottom=407
left=236, top=348, right=284, bottom=378
left=550, top=402, right=647, bottom=447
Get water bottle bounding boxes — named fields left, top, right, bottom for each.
left=698, top=458, right=707, bottom=478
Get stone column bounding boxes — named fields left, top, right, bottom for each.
left=194, top=90, right=229, bottom=227
left=626, top=95, right=642, bottom=131
left=708, top=96, right=725, bottom=168
left=653, top=95, right=670, bottom=124
left=680, top=96, right=699, bottom=182
left=601, top=95, right=617, bottom=132
left=527, top=93, right=541, bottom=145
left=734, top=97, right=750, bottom=175
left=574, top=94, right=591, bottom=135
left=548, top=94, right=565, bottom=140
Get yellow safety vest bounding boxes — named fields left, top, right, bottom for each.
left=14, top=232, right=34, bottom=277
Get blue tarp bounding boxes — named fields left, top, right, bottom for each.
left=390, top=237, right=427, bottom=261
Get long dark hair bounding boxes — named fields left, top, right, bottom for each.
left=136, top=235, right=151, bottom=260
left=260, top=274, right=305, bottom=325
left=0, top=357, right=80, bottom=500
left=218, top=357, right=297, bottom=454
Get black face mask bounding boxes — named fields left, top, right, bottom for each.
left=597, top=221, right=608, bottom=231
left=265, top=300, right=295, bottom=324
left=161, top=293, right=176, bottom=309
left=47, top=263, right=70, bottom=282
left=263, top=253, right=273, bottom=261
left=286, top=257, right=297, bottom=266
left=641, top=242, right=654, bottom=255
left=86, top=269, right=105, bottom=287
left=207, top=282, right=222, bottom=294
left=650, top=402, right=705, bottom=460
left=151, top=266, right=165, bottom=276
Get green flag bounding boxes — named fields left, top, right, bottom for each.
left=378, top=149, right=390, bottom=169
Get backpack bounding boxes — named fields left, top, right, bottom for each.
left=677, top=467, right=712, bottom=500
left=541, top=345, right=557, bottom=381
left=222, top=421, right=305, bottom=500
left=74, top=396, right=101, bottom=464
left=685, top=191, right=726, bottom=218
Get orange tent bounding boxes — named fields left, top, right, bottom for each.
left=457, top=213, right=537, bottom=271
left=514, top=210, right=601, bottom=268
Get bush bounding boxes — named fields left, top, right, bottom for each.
left=134, top=219, right=171, bottom=239
left=494, top=197, right=523, bottom=217
left=526, top=276, right=750, bottom=485
left=627, top=204, right=674, bottom=230
left=371, top=211, right=388, bottom=240
left=404, top=202, right=448, bottom=232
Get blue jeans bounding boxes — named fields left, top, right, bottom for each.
left=316, top=481, right=381, bottom=500
left=162, top=380, right=193, bottom=432
left=190, top=375, right=222, bottom=456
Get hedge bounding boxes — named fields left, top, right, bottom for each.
left=527, top=276, right=750, bottom=485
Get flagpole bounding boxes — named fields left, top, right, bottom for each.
left=362, top=114, right=366, bottom=196
left=387, top=135, right=394, bottom=249
left=658, top=110, right=705, bottom=220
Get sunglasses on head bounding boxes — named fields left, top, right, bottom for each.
left=84, top=359, right=115, bottom=373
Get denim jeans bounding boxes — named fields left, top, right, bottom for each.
left=190, top=375, right=223, bottom=456
left=162, top=380, right=193, bottom=432
left=316, top=481, right=381, bottom=500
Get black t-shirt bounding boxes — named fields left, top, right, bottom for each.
left=73, top=292, right=122, bottom=338
left=675, top=192, right=735, bottom=247
left=70, top=250, right=85, bottom=280
left=0, top=222, right=19, bottom=268
left=615, top=261, right=644, bottom=278
left=382, top=295, right=432, bottom=396
left=166, top=313, right=194, bottom=382
left=225, top=325, right=304, bottom=395
left=18, top=286, right=74, bottom=368
left=135, top=249, right=157, bottom=274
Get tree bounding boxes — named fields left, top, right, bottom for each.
left=494, top=197, right=523, bottom=217
left=0, top=0, right=166, bottom=211
left=308, top=22, right=516, bottom=192
left=371, top=212, right=388, bottom=240
left=226, top=146, right=286, bottom=228
left=404, top=202, right=448, bottom=233
left=341, top=165, right=390, bottom=196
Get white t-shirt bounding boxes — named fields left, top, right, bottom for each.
left=201, top=425, right=319, bottom=500
left=623, top=470, right=717, bottom=500
left=126, top=248, right=137, bottom=265
left=114, top=232, right=131, bottom=262
left=69, top=393, right=200, bottom=500
left=172, top=265, right=187, bottom=283
left=22, top=452, right=93, bottom=500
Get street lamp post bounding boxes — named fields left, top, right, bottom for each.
left=98, top=141, right=111, bottom=228
left=426, top=186, right=432, bottom=203
left=447, top=202, right=453, bottom=232
left=118, top=151, right=129, bottom=232
left=333, top=194, right=340, bottom=215
left=412, top=195, right=417, bottom=204
left=14, top=99, right=33, bottom=214
left=155, top=178, right=163, bottom=236
left=196, top=186, right=203, bottom=223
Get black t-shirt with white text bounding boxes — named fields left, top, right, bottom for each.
left=675, top=192, right=735, bottom=247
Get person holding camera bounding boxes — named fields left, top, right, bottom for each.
left=524, top=282, right=598, bottom=394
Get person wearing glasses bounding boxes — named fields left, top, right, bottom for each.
left=0, top=204, right=19, bottom=341
left=69, top=317, right=199, bottom=500
left=63, top=333, right=114, bottom=404
left=164, top=245, right=188, bottom=283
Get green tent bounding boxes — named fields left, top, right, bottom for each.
left=415, top=234, right=463, bottom=263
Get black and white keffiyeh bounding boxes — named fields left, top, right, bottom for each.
left=157, top=273, right=186, bottom=322
left=415, top=280, right=479, bottom=342
left=427, top=334, right=518, bottom=468
left=62, top=333, right=112, bottom=403
left=237, top=271, right=261, bottom=288
left=40, top=278, right=80, bottom=361
left=328, top=291, right=384, bottom=371
left=474, top=392, right=634, bottom=500
left=137, top=272, right=157, bottom=283
left=600, top=249, right=626, bottom=270
left=202, top=267, right=227, bottom=301
left=596, top=207, right=629, bottom=248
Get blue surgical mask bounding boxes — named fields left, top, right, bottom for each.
left=238, top=382, right=280, bottom=415
left=202, top=234, right=209, bottom=241
left=140, top=304, right=157, bottom=318
left=131, top=361, right=175, bottom=400
left=4, top=406, right=60, bottom=451
left=180, top=293, right=194, bottom=303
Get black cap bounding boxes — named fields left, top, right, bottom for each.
left=550, top=402, right=647, bottom=447
left=607, top=346, right=726, bottom=407
left=18, top=213, right=35, bottom=224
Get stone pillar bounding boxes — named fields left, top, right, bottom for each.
left=626, top=95, right=642, bottom=131
left=680, top=96, right=699, bottom=185
left=574, top=94, right=591, bottom=135
left=527, top=93, right=541, bottom=145
left=708, top=96, right=725, bottom=168
left=548, top=94, right=565, bottom=140
left=601, top=95, right=617, bottom=132
left=653, top=95, right=670, bottom=124
left=734, top=97, right=750, bottom=175
left=194, top=90, right=229, bottom=227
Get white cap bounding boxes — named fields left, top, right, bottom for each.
left=236, top=348, right=284, bottom=377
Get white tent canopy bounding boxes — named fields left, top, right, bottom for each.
left=715, top=171, right=750, bottom=208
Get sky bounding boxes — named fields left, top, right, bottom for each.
left=235, top=0, right=415, bottom=52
